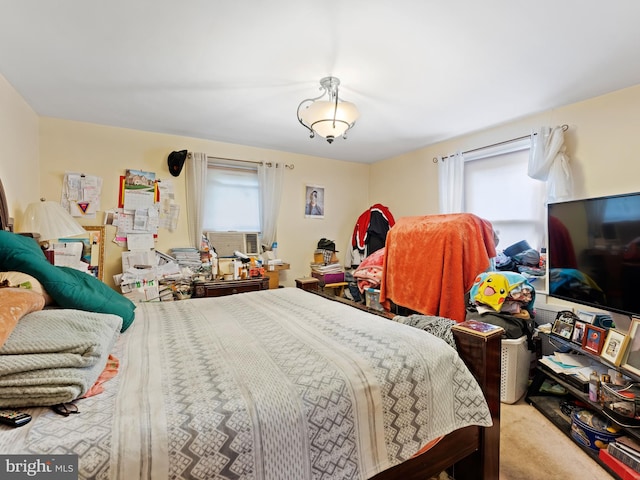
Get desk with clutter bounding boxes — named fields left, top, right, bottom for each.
left=116, top=234, right=286, bottom=301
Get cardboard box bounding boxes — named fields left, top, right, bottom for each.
left=311, top=271, right=344, bottom=285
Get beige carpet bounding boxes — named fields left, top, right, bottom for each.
left=499, top=399, right=614, bottom=480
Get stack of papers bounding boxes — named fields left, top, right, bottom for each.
left=310, top=262, right=343, bottom=274
left=540, top=352, right=606, bottom=381
left=170, top=247, right=202, bottom=269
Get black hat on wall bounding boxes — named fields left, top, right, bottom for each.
left=168, top=150, right=188, bottom=177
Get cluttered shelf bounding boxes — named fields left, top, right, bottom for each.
left=527, top=331, right=640, bottom=479
left=526, top=391, right=622, bottom=477
left=526, top=365, right=640, bottom=479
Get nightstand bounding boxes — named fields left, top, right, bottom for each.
left=295, top=277, right=319, bottom=291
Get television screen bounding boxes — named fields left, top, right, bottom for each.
left=547, top=191, right=640, bottom=318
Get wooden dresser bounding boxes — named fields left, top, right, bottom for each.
left=192, top=277, right=270, bottom=298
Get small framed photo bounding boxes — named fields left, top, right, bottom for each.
left=552, top=311, right=575, bottom=340
left=601, top=329, right=629, bottom=366
left=582, top=324, right=607, bottom=355
left=576, top=310, right=597, bottom=325
left=622, top=318, right=640, bottom=376
left=571, top=320, right=587, bottom=345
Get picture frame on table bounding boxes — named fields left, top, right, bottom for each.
left=571, top=320, right=587, bottom=345
left=54, top=225, right=105, bottom=281
left=600, top=329, right=629, bottom=366
left=576, top=310, right=597, bottom=325
left=582, top=324, right=607, bottom=355
left=551, top=311, right=576, bottom=340
left=622, top=318, right=640, bottom=376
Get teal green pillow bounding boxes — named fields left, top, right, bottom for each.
left=0, top=231, right=135, bottom=331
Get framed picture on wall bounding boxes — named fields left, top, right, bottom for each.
left=304, top=185, right=324, bottom=219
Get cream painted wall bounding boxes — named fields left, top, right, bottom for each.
left=0, top=74, right=39, bottom=220
left=38, top=118, right=370, bottom=289
left=5, top=69, right=640, bottom=301
left=371, top=83, right=640, bottom=218
left=370, top=83, right=640, bottom=319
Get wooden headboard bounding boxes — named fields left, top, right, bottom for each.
left=0, top=178, right=12, bottom=232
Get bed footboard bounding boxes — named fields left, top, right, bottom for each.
left=450, top=323, right=502, bottom=480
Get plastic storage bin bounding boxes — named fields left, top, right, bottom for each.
left=501, top=336, right=533, bottom=404
left=365, top=288, right=384, bottom=311
left=602, top=382, right=640, bottom=427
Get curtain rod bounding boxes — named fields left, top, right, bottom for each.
left=433, top=124, right=569, bottom=163
left=204, top=154, right=294, bottom=169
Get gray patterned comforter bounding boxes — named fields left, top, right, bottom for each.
left=0, top=288, right=491, bottom=479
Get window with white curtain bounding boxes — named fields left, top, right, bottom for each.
left=464, top=139, right=545, bottom=252
left=203, top=162, right=260, bottom=232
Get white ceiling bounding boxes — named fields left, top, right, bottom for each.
left=2, top=1, right=640, bottom=164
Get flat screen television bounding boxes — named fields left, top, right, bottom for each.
left=547, top=191, right=640, bottom=318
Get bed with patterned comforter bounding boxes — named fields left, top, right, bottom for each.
left=0, top=287, right=492, bottom=480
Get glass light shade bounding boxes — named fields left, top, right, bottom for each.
left=21, top=200, right=86, bottom=241
left=300, top=100, right=359, bottom=139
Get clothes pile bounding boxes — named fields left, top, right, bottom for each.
left=466, top=271, right=536, bottom=347
left=344, top=204, right=395, bottom=302
left=495, top=239, right=545, bottom=284
left=346, top=204, right=395, bottom=268
left=351, top=247, right=385, bottom=294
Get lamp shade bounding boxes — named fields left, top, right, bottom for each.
left=21, top=200, right=86, bottom=241
left=297, top=77, right=359, bottom=143
left=299, top=100, right=359, bottom=139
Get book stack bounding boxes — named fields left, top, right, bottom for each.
left=170, top=247, right=203, bottom=270
left=599, top=436, right=640, bottom=479
left=310, top=257, right=345, bottom=285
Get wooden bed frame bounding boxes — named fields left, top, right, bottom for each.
left=304, top=289, right=501, bottom=480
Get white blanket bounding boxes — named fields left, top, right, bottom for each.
left=0, top=288, right=491, bottom=479
left=0, top=309, right=122, bottom=407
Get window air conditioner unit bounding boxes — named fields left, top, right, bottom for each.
left=206, top=232, right=260, bottom=257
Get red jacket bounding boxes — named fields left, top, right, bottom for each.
left=352, top=204, right=395, bottom=253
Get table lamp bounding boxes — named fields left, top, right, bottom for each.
left=21, top=199, right=86, bottom=262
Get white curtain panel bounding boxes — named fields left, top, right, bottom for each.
left=185, top=152, right=208, bottom=249
left=258, top=162, right=284, bottom=249
left=437, top=152, right=465, bottom=214
left=528, top=126, right=573, bottom=203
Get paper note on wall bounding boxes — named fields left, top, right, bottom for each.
left=62, top=172, right=103, bottom=218
left=123, top=190, right=154, bottom=210
left=127, top=233, right=155, bottom=251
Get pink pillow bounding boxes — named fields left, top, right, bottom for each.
left=0, top=288, right=46, bottom=348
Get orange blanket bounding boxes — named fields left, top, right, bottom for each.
left=380, top=213, right=496, bottom=322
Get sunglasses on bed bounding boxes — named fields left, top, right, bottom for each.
left=52, top=402, right=79, bottom=417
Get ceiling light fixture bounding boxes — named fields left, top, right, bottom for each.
left=297, top=76, right=359, bottom=144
